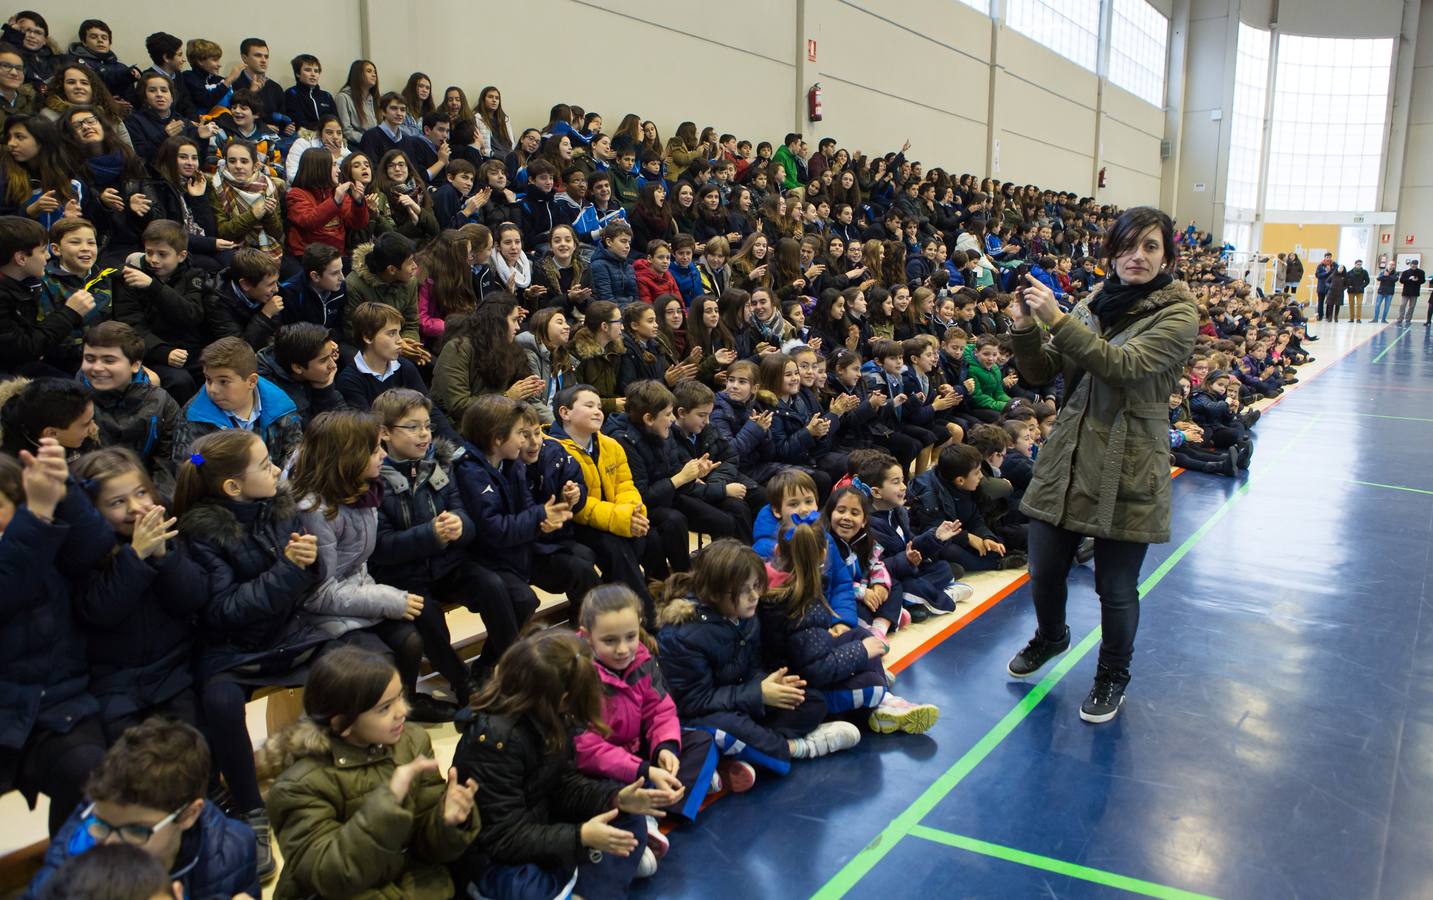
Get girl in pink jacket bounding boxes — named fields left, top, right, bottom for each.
left=575, top=585, right=726, bottom=872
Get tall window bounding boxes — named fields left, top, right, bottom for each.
left=956, top=0, right=990, bottom=13
left=1006, top=0, right=1100, bottom=71
left=1108, top=0, right=1169, bottom=107
left=1264, top=35, right=1394, bottom=211
left=1224, top=23, right=1271, bottom=214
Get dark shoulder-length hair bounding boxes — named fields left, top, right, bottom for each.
left=291, top=147, right=338, bottom=194
left=1102, top=206, right=1178, bottom=272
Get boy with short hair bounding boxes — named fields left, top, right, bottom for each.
left=172, top=336, right=303, bottom=465
left=609, top=146, right=639, bottom=207
left=357, top=91, right=418, bottom=170
left=212, top=247, right=283, bottom=349
left=280, top=242, right=348, bottom=352
left=283, top=53, right=335, bottom=131
left=346, top=232, right=425, bottom=361
left=179, top=38, right=237, bottom=117
left=909, top=443, right=1027, bottom=573
left=965, top=334, right=1011, bottom=411
left=80, top=321, right=180, bottom=487
left=857, top=453, right=970, bottom=616
left=25, top=719, right=259, bottom=898
left=432, top=159, right=480, bottom=230
left=335, top=301, right=454, bottom=439
left=41, top=221, right=115, bottom=375
left=669, top=233, right=703, bottom=306
left=671, top=378, right=765, bottom=538
left=255, top=321, right=345, bottom=425
left=142, top=32, right=194, bottom=117
left=111, top=219, right=214, bottom=403
left=64, top=19, right=134, bottom=101
left=750, top=468, right=858, bottom=627
left=550, top=383, right=655, bottom=618
left=370, top=387, right=480, bottom=714
left=604, top=379, right=700, bottom=577
left=520, top=158, right=575, bottom=253
left=0, top=215, right=93, bottom=377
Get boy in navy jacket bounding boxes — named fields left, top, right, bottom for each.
left=908, top=444, right=1028, bottom=574
left=856, top=454, right=961, bottom=615
left=283, top=54, right=336, bottom=130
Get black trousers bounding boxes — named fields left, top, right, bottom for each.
left=1027, top=518, right=1149, bottom=677
left=642, top=507, right=692, bottom=580
left=0, top=717, right=106, bottom=835
left=532, top=541, right=601, bottom=622
left=574, top=524, right=656, bottom=621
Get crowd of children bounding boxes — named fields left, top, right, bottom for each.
left=0, top=15, right=1323, bottom=898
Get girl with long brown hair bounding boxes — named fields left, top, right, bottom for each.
left=474, top=85, right=512, bottom=156
left=452, top=629, right=672, bottom=896
left=336, top=59, right=379, bottom=146
left=416, top=230, right=477, bottom=347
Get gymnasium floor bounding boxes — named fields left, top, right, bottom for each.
left=632, top=321, right=1433, bottom=900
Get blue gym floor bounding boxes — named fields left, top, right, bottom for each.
left=634, top=323, right=1433, bottom=900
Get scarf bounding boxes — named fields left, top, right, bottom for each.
left=214, top=168, right=280, bottom=256
left=390, top=176, right=423, bottom=208
left=1088, top=271, right=1172, bottom=331
left=493, top=251, right=532, bottom=290
left=86, top=151, right=124, bottom=187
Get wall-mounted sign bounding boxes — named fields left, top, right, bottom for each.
left=1192, top=182, right=1206, bottom=192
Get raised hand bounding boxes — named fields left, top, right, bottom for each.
left=442, top=767, right=478, bottom=826
left=389, top=756, right=439, bottom=802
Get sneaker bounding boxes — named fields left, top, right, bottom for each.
left=407, top=692, right=459, bottom=723
left=645, top=815, right=669, bottom=859
left=796, top=721, right=862, bottom=758
left=897, top=607, right=912, bottom=630
left=1079, top=669, right=1129, bottom=723
left=869, top=695, right=940, bottom=735
left=717, top=759, right=757, bottom=793
left=244, top=807, right=276, bottom=884
left=997, top=551, right=1029, bottom=570
left=1074, top=536, right=1096, bottom=565
left=942, top=582, right=975, bottom=609
left=637, top=845, right=659, bottom=878
left=905, top=602, right=931, bottom=624
left=1006, top=627, right=1071, bottom=679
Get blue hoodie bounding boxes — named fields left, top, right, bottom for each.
left=173, top=376, right=303, bottom=466
left=751, top=504, right=857, bottom=627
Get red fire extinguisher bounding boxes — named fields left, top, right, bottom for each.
left=1098, top=167, right=1107, bottom=189
left=808, top=83, right=823, bottom=122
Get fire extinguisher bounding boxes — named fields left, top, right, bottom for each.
left=1098, top=167, right=1107, bottom=189
left=808, top=83, right=823, bottom=122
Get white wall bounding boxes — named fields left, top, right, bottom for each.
left=41, top=0, right=1168, bottom=206
left=1393, top=0, right=1433, bottom=263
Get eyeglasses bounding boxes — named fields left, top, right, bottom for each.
left=390, top=422, right=432, bottom=435
left=0, top=62, right=23, bottom=74
left=80, top=803, right=186, bottom=846
left=19, top=27, right=45, bottom=38
left=70, top=116, right=100, bottom=130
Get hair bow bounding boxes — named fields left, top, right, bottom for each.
left=780, top=508, right=823, bottom=541
left=850, top=475, right=872, bottom=496
left=189, top=453, right=205, bottom=466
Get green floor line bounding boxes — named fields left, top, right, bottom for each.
left=907, top=825, right=1222, bottom=900
left=1350, top=479, right=1433, bottom=496
left=1371, top=326, right=1413, bottom=363
left=810, top=414, right=1322, bottom=900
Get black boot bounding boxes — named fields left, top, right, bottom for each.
left=1236, top=438, right=1254, bottom=469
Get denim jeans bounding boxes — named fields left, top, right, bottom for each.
left=1026, top=519, right=1150, bottom=675
left=1374, top=293, right=1393, bottom=322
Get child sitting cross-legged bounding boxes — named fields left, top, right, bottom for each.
left=575, top=585, right=723, bottom=876
left=656, top=539, right=855, bottom=780
left=762, top=521, right=939, bottom=734
left=909, top=443, right=1029, bottom=573
left=259, top=647, right=479, bottom=900
left=752, top=468, right=858, bottom=627
left=452, top=630, right=671, bottom=899
left=824, top=485, right=907, bottom=644
left=25, top=718, right=258, bottom=900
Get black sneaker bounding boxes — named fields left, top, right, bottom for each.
left=244, top=807, right=276, bottom=884
left=997, top=551, right=1029, bottom=570
left=1080, top=670, right=1129, bottom=723
left=1006, top=627, right=1071, bottom=679
left=905, top=602, right=932, bottom=624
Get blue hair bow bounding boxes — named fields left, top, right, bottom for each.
left=189, top=453, right=205, bottom=466
left=780, top=509, right=823, bottom=541
left=850, top=476, right=872, bottom=496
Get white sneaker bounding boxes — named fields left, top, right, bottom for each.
left=801, top=720, right=861, bottom=758
left=942, top=582, right=975, bottom=609
left=637, top=845, right=658, bottom=878
left=869, top=694, right=940, bottom=735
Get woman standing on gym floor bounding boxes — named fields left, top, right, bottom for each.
left=1002, top=207, right=1198, bottom=723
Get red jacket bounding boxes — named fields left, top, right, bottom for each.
left=634, top=258, right=680, bottom=305
left=284, top=186, right=369, bottom=257
left=573, top=642, right=683, bottom=782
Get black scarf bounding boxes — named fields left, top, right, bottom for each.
left=1088, top=271, right=1172, bottom=331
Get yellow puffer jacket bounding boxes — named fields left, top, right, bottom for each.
left=552, top=428, right=645, bottom=537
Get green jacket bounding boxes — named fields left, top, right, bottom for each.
left=772, top=145, right=802, bottom=189
left=265, top=720, right=480, bottom=900
left=345, top=243, right=421, bottom=344
left=964, top=344, right=1010, bottom=411
left=1010, top=279, right=1198, bottom=544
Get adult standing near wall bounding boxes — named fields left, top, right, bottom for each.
left=1399, top=258, right=1426, bottom=325
left=1284, top=251, right=1304, bottom=302
left=1314, top=252, right=1334, bottom=321
left=1274, top=252, right=1287, bottom=294
left=1346, top=259, right=1370, bottom=323
left=1002, top=206, right=1198, bottom=723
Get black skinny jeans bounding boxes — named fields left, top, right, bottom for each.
left=1027, top=518, right=1149, bottom=677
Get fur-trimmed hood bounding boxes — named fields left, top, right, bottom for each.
left=178, top=484, right=299, bottom=547
left=378, top=438, right=460, bottom=494
left=656, top=593, right=711, bottom=628
left=256, top=716, right=332, bottom=780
